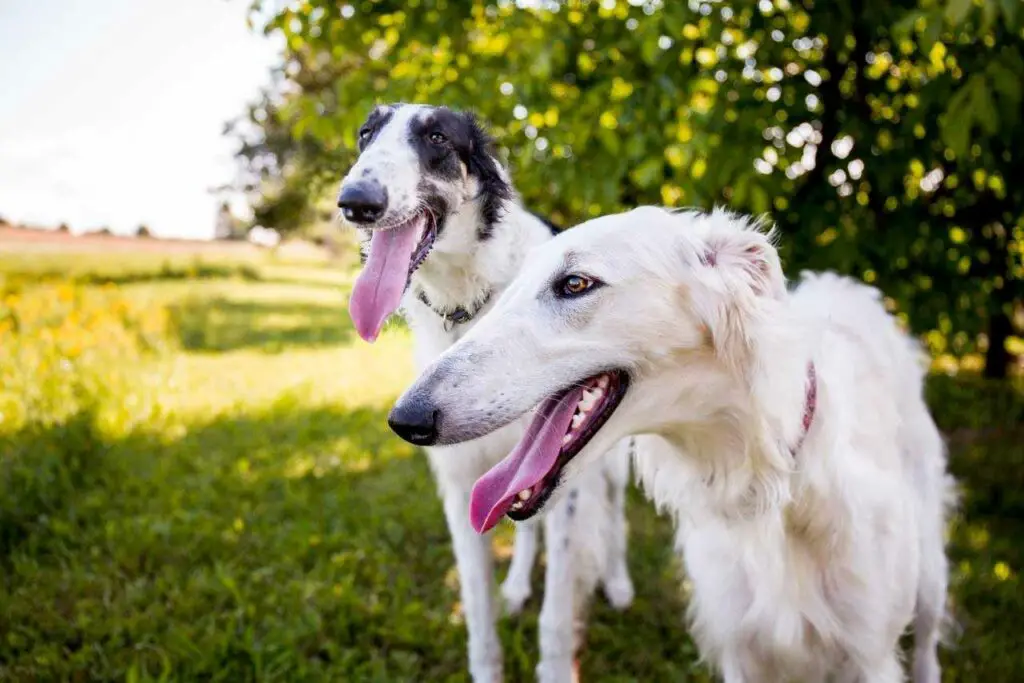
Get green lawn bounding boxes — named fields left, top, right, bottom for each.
left=0, top=250, right=1021, bottom=681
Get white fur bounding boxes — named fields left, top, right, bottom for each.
left=403, top=206, right=955, bottom=682
left=340, top=104, right=635, bottom=682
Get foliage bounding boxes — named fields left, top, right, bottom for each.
left=926, top=373, right=1024, bottom=432
left=0, top=281, right=169, bottom=554
left=237, top=0, right=1023, bottom=376
left=0, top=249, right=1021, bottom=680
left=0, top=282, right=169, bottom=430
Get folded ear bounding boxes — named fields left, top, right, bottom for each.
left=701, top=214, right=786, bottom=301
left=692, top=211, right=787, bottom=377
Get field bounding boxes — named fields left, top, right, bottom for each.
left=0, top=243, right=1022, bottom=681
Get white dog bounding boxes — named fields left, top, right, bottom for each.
left=338, top=104, right=635, bottom=682
left=390, top=206, right=955, bottom=682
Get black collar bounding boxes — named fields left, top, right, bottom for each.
left=416, top=288, right=493, bottom=331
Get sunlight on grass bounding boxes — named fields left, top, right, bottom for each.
left=1, top=247, right=1022, bottom=681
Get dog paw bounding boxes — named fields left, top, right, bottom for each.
left=500, top=580, right=531, bottom=615
left=535, top=657, right=576, bottom=683
left=601, top=574, right=635, bottom=610
left=469, top=657, right=503, bottom=683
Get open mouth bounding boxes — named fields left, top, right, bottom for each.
left=469, top=370, right=630, bottom=533
left=349, top=209, right=437, bottom=342
left=408, top=211, right=438, bottom=275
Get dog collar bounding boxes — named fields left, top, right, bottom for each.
left=416, top=288, right=493, bottom=331
left=793, top=363, right=817, bottom=454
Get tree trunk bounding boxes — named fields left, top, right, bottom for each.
left=984, top=306, right=1012, bottom=380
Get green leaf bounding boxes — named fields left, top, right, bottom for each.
left=988, top=61, right=1023, bottom=108
left=641, top=34, right=660, bottom=66
left=999, top=0, right=1020, bottom=26
left=751, top=185, right=770, bottom=215
left=922, top=11, right=944, bottom=49
left=971, top=77, right=1000, bottom=135
left=597, top=128, right=621, bottom=155
left=945, top=0, right=973, bottom=25
left=630, top=158, right=663, bottom=189
left=981, top=0, right=999, bottom=30
left=892, top=9, right=927, bottom=35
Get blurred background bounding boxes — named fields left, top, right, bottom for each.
left=0, top=0, right=1022, bottom=680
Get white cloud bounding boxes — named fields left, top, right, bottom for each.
left=0, top=0, right=280, bottom=238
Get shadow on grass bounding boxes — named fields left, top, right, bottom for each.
left=0, top=398, right=688, bottom=682
left=940, top=428, right=1024, bottom=682
left=168, top=297, right=354, bottom=353
left=4, top=388, right=1022, bottom=681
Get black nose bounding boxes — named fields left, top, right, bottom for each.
left=388, top=397, right=440, bottom=446
left=337, top=181, right=388, bottom=224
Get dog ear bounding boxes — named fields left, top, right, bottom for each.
left=702, top=216, right=786, bottom=300
left=691, top=213, right=787, bottom=378
left=462, top=111, right=513, bottom=235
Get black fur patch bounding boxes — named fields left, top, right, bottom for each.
left=356, top=106, right=395, bottom=152
left=530, top=211, right=560, bottom=236
left=407, top=108, right=511, bottom=240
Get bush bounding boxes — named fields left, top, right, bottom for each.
left=925, top=374, right=1024, bottom=433
left=0, top=282, right=169, bottom=553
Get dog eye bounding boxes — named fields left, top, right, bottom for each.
left=555, top=274, right=597, bottom=298
left=358, top=128, right=371, bottom=142
left=428, top=131, right=447, bottom=145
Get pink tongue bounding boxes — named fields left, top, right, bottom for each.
left=348, top=216, right=424, bottom=342
left=469, top=387, right=585, bottom=534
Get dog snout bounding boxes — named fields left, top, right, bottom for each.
left=388, top=391, right=441, bottom=446
left=337, top=180, right=388, bottom=224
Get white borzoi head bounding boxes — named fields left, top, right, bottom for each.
left=338, top=104, right=512, bottom=341
left=389, top=206, right=804, bottom=532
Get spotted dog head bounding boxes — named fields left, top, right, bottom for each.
left=338, top=104, right=511, bottom=342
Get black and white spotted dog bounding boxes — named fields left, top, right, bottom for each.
left=339, top=104, right=635, bottom=682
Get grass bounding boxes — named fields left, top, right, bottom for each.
left=0, top=248, right=1022, bottom=681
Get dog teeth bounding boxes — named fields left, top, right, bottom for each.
left=562, top=434, right=572, bottom=445
left=510, top=501, right=524, bottom=511
left=571, top=412, right=585, bottom=429
left=579, top=390, right=597, bottom=412
left=518, top=489, right=532, bottom=501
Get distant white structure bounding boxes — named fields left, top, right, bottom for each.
left=248, top=225, right=280, bottom=248
left=214, top=202, right=238, bottom=240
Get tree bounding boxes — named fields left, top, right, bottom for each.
left=240, top=0, right=1023, bottom=376
left=136, top=224, right=153, bottom=238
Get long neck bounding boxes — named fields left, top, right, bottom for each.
left=409, top=193, right=553, bottom=315
left=652, top=297, right=814, bottom=521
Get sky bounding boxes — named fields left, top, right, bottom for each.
left=0, top=0, right=281, bottom=239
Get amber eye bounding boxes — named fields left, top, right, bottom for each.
left=556, top=274, right=596, bottom=298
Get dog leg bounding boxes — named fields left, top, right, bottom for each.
left=501, top=521, right=538, bottom=615
left=443, top=492, right=503, bottom=683
left=536, top=490, right=579, bottom=683
left=838, top=653, right=904, bottom=683
left=907, top=412, right=954, bottom=683
left=600, top=438, right=635, bottom=610
left=911, top=479, right=955, bottom=683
